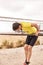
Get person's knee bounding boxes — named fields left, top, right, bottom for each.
left=24, top=45, right=28, bottom=51
left=28, top=45, right=32, bottom=51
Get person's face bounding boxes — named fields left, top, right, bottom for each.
left=19, top=25, right=22, bottom=30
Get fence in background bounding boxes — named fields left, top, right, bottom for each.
left=0, top=16, right=43, bottom=36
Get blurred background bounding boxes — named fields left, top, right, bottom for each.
left=0, top=0, right=43, bottom=49
left=0, top=0, right=43, bottom=20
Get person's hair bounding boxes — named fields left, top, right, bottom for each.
left=12, top=22, right=21, bottom=31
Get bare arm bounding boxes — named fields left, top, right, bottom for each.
left=31, top=23, right=40, bottom=31
left=31, top=23, right=40, bottom=35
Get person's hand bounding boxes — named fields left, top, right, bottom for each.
left=35, top=31, right=39, bottom=36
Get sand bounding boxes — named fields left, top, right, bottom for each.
left=0, top=45, right=43, bottom=65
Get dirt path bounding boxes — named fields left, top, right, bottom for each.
left=0, top=45, right=43, bottom=65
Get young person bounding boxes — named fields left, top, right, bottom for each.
left=24, top=23, right=40, bottom=65
left=12, top=22, right=39, bottom=65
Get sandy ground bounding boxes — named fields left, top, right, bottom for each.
left=0, top=45, right=43, bottom=65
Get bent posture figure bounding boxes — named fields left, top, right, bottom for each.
left=12, top=22, right=39, bottom=65
left=24, top=23, right=40, bottom=65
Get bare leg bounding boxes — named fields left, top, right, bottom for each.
left=24, top=44, right=32, bottom=62
left=26, top=45, right=32, bottom=62
left=24, top=44, right=28, bottom=60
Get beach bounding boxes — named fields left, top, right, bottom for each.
left=0, top=45, right=43, bottom=65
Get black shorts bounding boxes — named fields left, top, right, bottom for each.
left=25, top=35, right=38, bottom=46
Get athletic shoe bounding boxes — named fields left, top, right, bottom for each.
left=23, top=62, right=28, bottom=65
